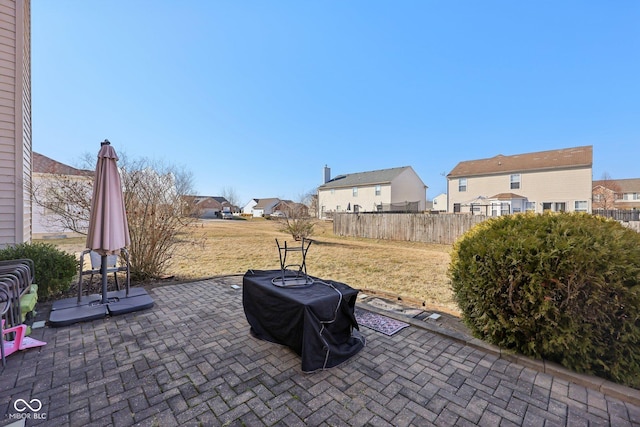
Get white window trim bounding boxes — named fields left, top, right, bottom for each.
left=510, top=174, right=521, bottom=190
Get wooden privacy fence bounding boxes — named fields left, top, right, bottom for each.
left=333, top=213, right=640, bottom=245
left=333, top=213, right=487, bottom=245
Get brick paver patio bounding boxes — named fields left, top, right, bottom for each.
left=1, top=276, right=639, bottom=426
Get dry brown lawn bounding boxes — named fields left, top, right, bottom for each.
left=44, top=218, right=459, bottom=314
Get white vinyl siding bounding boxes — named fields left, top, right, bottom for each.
left=0, top=0, right=31, bottom=247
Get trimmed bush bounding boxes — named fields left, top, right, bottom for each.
left=449, top=212, right=640, bottom=388
left=0, top=242, right=78, bottom=299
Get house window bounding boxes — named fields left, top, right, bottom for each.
left=375, top=185, right=381, bottom=196
left=575, top=201, right=588, bottom=212
left=543, top=202, right=552, bottom=212
left=492, top=202, right=510, bottom=216
left=453, top=203, right=461, bottom=213
left=525, top=201, right=536, bottom=212
left=336, top=205, right=341, bottom=212
left=510, top=174, right=521, bottom=190
left=555, top=202, right=566, bottom=212
left=458, top=178, right=467, bottom=192
left=623, top=193, right=640, bottom=200
left=353, top=187, right=358, bottom=197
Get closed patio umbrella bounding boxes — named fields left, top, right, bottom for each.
left=86, top=139, right=130, bottom=304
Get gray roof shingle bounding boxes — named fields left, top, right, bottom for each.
left=319, top=166, right=415, bottom=189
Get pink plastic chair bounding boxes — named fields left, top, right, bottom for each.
left=1, top=319, right=46, bottom=367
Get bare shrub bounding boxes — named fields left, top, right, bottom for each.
left=32, top=152, right=201, bottom=281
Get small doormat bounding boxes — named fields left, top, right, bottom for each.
left=355, top=308, right=410, bottom=336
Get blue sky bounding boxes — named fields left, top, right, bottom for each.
left=32, top=1, right=639, bottom=205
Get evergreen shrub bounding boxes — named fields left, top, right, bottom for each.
left=449, top=212, right=640, bottom=388
left=0, top=242, right=78, bottom=299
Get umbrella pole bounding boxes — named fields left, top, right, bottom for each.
left=101, top=254, right=108, bottom=304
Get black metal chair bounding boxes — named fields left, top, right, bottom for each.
left=0, top=260, right=34, bottom=326
left=274, top=238, right=313, bottom=286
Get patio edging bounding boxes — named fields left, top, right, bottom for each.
left=358, top=300, right=640, bottom=408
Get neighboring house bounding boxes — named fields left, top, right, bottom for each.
left=222, top=201, right=238, bottom=212
left=593, top=178, right=640, bottom=211
left=447, top=146, right=593, bottom=215
left=317, top=165, right=427, bottom=219
left=0, top=0, right=31, bottom=248
left=32, top=152, right=93, bottom=238
left=251, top=198, right=280, bottom=217
left=242, top=199, right=258, bottom=215
left=431, top=193, right=447, bottom=212
left=185, top=196, right=222, bottom=218
left=272, top=200, right=309, bottom=218
left=184, top=195, right=237, bottom=218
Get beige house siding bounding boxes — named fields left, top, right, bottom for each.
left=391, top=168, right=427, bottom=211
left=449, top=168, right=592, bottom=214
left=319, top=183, right=392, bottom=214
left=0, top=0, right=31, bottom=247
left=431, top=193, right=447, bottom=212
left=318, top=166, right=427, bottom=217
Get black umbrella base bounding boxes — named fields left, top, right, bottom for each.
left=48, top=287, right=154, bottom=327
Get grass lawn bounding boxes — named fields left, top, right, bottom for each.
left=43, top=217, right=459, bottom=314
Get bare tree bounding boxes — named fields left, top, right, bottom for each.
left=593, top=172, right=621, bottom=211
left=275, top=196, right=315, bottom=241
left=300, top=189, right=318, bottom=218
left=32, top=153, right=201, bottom=281
left=221, top=186, right=240, bottom=208
left=31, top=172, right=93, bottom=234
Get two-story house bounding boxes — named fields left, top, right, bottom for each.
left=317, top=165, right=427, bottom=219
left=593, top=178, right=640, bottom=211
left=430, top=193, right=447, bottom=213
left=447, top=146, right=593, bottom=215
